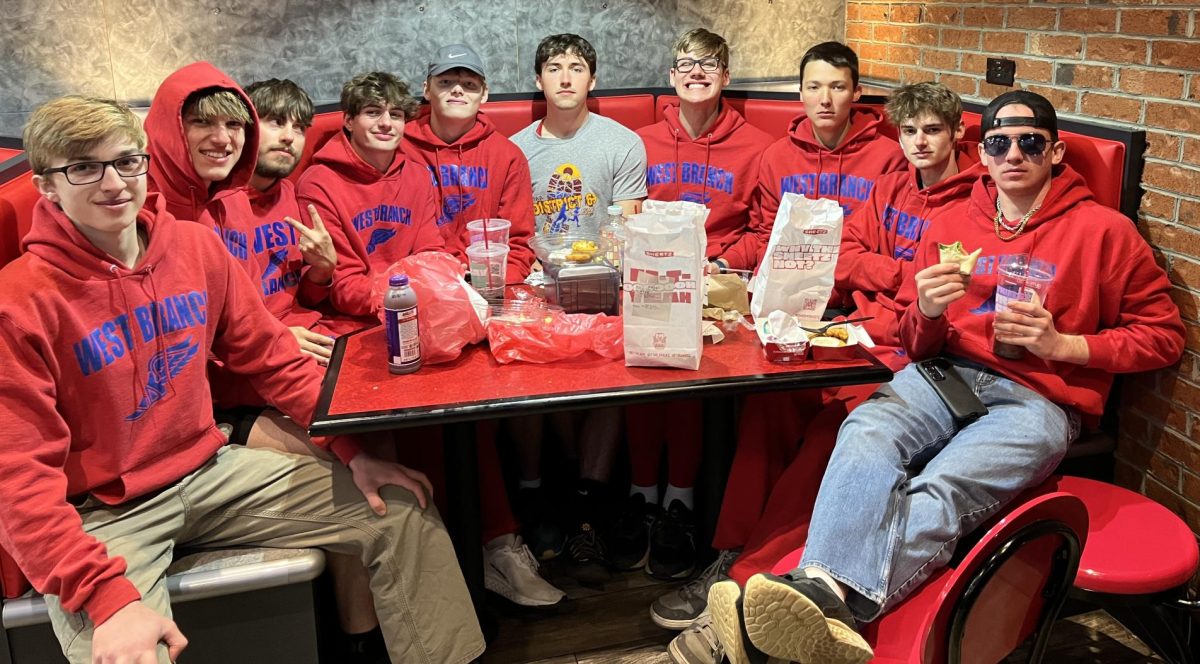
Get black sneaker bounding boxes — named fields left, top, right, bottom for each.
left=650, top=548, right=738, bottom=630
left=647, top=499, right=697, bottom=580
left=517, top=487, right=565, bottom=560
left=741, top=573, right=871, bottom=664
left=565, top=521, right=611, bottom=587
left=608, top=493, right=660, bottom=571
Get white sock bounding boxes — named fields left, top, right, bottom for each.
left=803, top=567, right=848, bottom=602
left=518, top=477, right=542, bottom=490
left=663, top=484, right=694, bottom=510
left=630, top=484, right=659, bottom=505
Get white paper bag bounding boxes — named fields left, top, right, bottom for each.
left=622, top=201, right=708, bottom=370
left=750, top=194, right=843, bottom=320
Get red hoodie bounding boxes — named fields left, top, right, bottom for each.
left=0, top=195, right=359, bottom=627
left=753, top=107, right=907, bottom=265
left=899, top=165, right=1184, bottom=420
left=638, top=101, right=774, bottom=270
left=143, top=62, right=260, bottom=229
left=297, top=133, right=444, bottom=320
left=403, top=111, right=535, bottom=283
left=836, top=146, right=982, bottom=370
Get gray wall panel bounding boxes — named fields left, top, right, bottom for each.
left=0, top=0, right=842, bottom=137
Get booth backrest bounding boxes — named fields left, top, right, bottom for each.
left=0, top=170, right=37, bottom=269
left=291, top=93, right=660, bottom=184
left=286, top=93, right=1130, bottom=216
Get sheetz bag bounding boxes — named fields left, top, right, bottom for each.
left=622, top=200, right=709, bottom=370
left=750, top=193, right=843, bottom=320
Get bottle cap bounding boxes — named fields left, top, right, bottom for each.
left=389, top=274, right=409, bottom=287
left=606, top=205, right=623, bottom=216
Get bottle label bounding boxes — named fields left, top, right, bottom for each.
left=385, top=305, right=420, bottom=366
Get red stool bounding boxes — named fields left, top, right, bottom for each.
left=769, top=490, right=1088, bottom=663
left=1048, top=475, right=1200, bottom=663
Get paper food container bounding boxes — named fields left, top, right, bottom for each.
left=756, top=317, right=809, bottom=364
left=756, top=314, right=872, bottom=363
left=798, top=320, right=863, bottom=361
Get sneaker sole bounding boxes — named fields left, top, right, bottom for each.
left=742, top=574, right=872, bottom=664
left=708, top=580, right=760, bottom=664
left=650, top=606, right=702, bottom=631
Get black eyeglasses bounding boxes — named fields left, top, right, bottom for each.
left=982, top=133, right=1048, bottom=158
left=674, top=57, right=723, bottom=73
left=42, top=154, right=151, bottom=185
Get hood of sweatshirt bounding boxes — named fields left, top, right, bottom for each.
left=144, top=62, right=259, bottom=222
left=23, top=193, right=175, bottom=281
left=312, top=131, right=410, bottom=184
left=967, top=163, right=1095, bottom=236
left=658, top=99, right=749, bottom=146
left=788, top=105, right=891, bottom=156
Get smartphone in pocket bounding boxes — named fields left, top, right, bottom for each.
left=915, top=358, right=988, bottom=425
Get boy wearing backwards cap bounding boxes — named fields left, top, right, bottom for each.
left=0, top=95, right=483, bottom=664
left=706, top=90, right=1184, bottom=664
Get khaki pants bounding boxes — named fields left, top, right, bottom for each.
left=44, top=446, right=485, bottom=664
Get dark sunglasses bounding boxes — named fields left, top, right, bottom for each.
left=982, top=133, right=1049, bottom=157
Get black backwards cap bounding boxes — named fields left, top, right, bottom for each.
left=980, top=90, right=1059, bottom=141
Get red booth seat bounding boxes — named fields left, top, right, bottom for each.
left=0, top=173, right=38, bottom=269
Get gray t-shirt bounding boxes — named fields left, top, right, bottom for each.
left=512, top=113, right=647, bottom=236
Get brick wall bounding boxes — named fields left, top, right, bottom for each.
left=848, top=1, right=1200, bottom=529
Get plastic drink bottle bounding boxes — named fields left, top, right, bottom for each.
left=384, top=274, right=421, bottom=374
left=599, top=204, right=627, bottom=270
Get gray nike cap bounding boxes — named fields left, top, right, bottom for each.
left=428, top=43, right=487, bottom=79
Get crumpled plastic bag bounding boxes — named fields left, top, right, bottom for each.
left=488, top=306, right=624, bottom=364
left=372, top=251, right=488, bottom=364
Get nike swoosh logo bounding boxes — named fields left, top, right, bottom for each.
left=448, top=52, right=466, bottom=59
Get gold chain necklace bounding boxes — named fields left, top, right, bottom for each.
left=994, top=197, right=1039, bottom=241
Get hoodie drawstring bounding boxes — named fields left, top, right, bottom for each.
left=110, top=264, right=147, bottom=413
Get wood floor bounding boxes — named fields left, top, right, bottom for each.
left=480, top=558, right=1166, bottom=664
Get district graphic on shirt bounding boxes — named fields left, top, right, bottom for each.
left=127, top=336, right=201, bottom=421
left=534, top=163, right=598, bottom=233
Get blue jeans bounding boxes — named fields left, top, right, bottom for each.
left=797, top=359, right=1076, bottom=622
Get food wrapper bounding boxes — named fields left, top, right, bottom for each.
left=705, top=273, right=750, bottom=315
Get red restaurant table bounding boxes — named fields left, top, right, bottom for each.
left=312, top=324, right=891, bottom=434
left=310, top=323, right=892, bottom=627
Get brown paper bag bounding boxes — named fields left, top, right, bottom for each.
left=706, top=274, right=750, bottom=315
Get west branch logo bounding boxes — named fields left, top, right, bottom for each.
left=365, top=228, right=398, bottom=254
left=261, top=248, right=288, bottom=279
left=439, top=193, right=477, bottom=226
left=126, top=337, right=200, bottom=421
